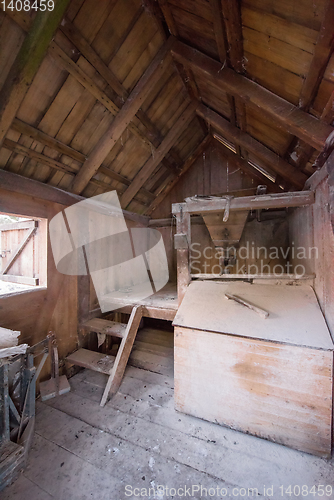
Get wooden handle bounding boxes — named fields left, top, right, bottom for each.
left=225, top=293, right=269, bottom=319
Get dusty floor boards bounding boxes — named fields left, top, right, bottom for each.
left=2, top=327, right=334, bottom=500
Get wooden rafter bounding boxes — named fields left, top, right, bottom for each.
left=120, top=101, right=197, bottom=208
left=5, top=11, right=182, bottom=175
left=220, top=0, right=244, bottom=73
left=10, top=119, right=155, bottom=200
left=171, top=40, right=334, bottom=151
left=158, top=0, right=179, bottom=37
left=0, top=0, right=70, bottom=145
left=210, top=0, right=247, bottom=159
left=210, top=0, right=227, bottom=63
left=287, top=90, right=334, bottom=172
left=284, top=0, right=334, bottom=171
left=147, top=0, right=208, bottom=138
left=1, top=139, right=152, bottom=207
left=197, top=104, right=308, bottom=189
left=59, top=18, right=183, bottom=168
left=70, top=36, right=175, bottom=195
left=11, top=119, right=87, bottom=163
left=299, top=0, right=334, bottom=111
left=145, top=134, right=212, bottom=216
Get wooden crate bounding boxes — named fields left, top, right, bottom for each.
left=173, top=281, right=334, bottom=457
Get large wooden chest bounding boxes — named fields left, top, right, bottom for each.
left=173, top=281, right=334, bottom=457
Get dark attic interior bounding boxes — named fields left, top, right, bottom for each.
left=1, top=0, right=334, bottom=498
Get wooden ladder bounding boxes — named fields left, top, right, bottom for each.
left=66, top=306, right=142, bottom=407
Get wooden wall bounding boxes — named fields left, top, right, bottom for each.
left=0, top=182, right=78, bottom=380
left=289, top=158, right=334, bottom=337
left=151, top=140, right=288, bottom=280
left=151, top=141, right=257, bottom=219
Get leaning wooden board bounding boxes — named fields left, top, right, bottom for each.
left=173, top=281, right=334, bottom=457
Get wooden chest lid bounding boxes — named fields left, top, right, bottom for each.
left=173, top=281, right=334, bottom=350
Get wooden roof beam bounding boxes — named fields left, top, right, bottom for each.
left=10, top=118, right=156, bottom=200
left=69, top=36, right=175, bottom=195
left=145, top=134, right=212, bottom=216
left=209, top=0, right=227, bottom=63
left=172, top=190, right=315, bottom=216
left=299, top=0, right=334, bottom=111
left=59, top=18, right=183, bottom=168
left=286, top=90, right=334, bottom=172
left=171, top=41, right=334, bottom=151
left=220, top=0, right=244, bottom=74
left=0, top=0, right=70, bottom=145
left=5, top=11, right=181, bottom=177
left=1, top=138, right=152, bottom=207
left=209, top=0, right=246, bottom=158
left=48, top=41, right=178, bottom=174
left=157, top=0, right=179, bottom=37
left=120, top=101, right=197, bottom=209
left=197, top=104, right=308, bottom=189
left=283, top=0, right=334, bottom=170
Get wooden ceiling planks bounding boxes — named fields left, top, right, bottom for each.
left=242, top=0, right=328, bottom=32
left=0, top=0, right=71, bottom=144
left=1, top=0, right=334, bottom=216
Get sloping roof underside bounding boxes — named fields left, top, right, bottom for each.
left=0, top=0, right=333, bottom=215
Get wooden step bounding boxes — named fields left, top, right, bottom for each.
left=81, top=318, right=127, bottom=338
left=66, top=348, right=115, bottom=375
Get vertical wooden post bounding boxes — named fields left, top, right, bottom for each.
left=175, top=206, right=191, bottom=305
left=0, top=364, right=10, bottom=443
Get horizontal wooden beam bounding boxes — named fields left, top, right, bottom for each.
left=0, top=169, right=149, bottom=226
left=70, top=37, right=175, bottom=195
left=121, top=101, right=196, bottom=208
left=11, top=118, right=87, bottom=163
left=171, top=40, right=334, bottom=151
left=0, top=220, right=36, bottom=231
left=191, top=274, right=315, bottom=281
left=0, top=275, right=39, bottom=286
left=10, top=119, right=155, bottom=200
left=172, top=190, right=315, bottom=215
left=197, top=104, right=308, bottom=189
left=0, top=0, right=70, bottom=145
left=2, top=139, right=151, bottom=207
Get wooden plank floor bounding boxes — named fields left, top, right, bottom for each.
left=2, top=327, right=334, bottom=500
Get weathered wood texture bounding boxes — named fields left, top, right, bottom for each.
left=171, top=40, right=334, bottom=151
left=0, top=0, right=70, bottom=144
left=0, top=185, right=78, bottom=381
left=174, top=326, right=333, bottom=457
left=0, top=220, right=40, bottom=280
left=0, top=3, right=205, bottom=214
left=0, top=0, right=334, bottom=214
left=151, top=141, right=255, bottom=218
left=289, top=159, right=334, bottom=338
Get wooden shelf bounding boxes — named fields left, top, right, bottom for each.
left=66, top=349, right=115, bottom=375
